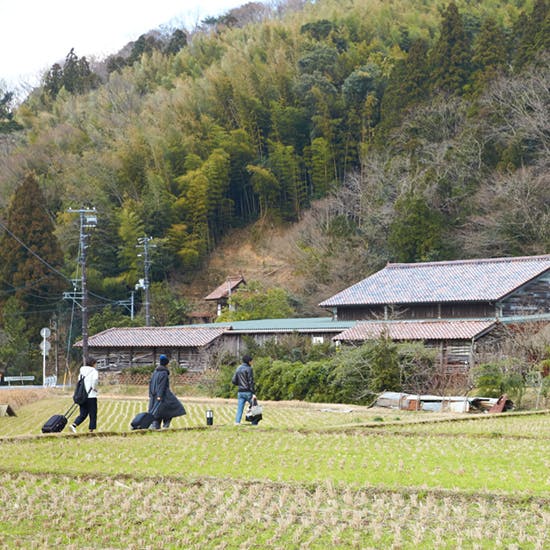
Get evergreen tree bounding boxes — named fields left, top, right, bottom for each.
left=128, top=34, right=163, bottom=65
left=43, top=49, right=100, bottom=98
left=0, top=90, right=22, bottom=133
left=429, top=2, right=472, bottom=95
left=470, top=17, right=508, bottom=93
left=0, top=297, right=36, bottom=379
left=379, top=39, right=430, bottom=133
left=0, top=173, right=65, bottom=340
left=388, top=193, right=445, bottom=262
left=43, top=63, right=63, bottom=97
left=513, top=0, right=549, bottom=70
left=164, top=29, right=188, bottom=55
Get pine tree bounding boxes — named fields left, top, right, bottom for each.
left=0, top=173, right=65, bottom=340
left=429, top=2, right=472, bottom=95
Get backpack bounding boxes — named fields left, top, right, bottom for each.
left=73, top=375, right=89, bottom=405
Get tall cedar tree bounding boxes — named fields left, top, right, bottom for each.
left=378, top=38, right=430, bottom=134
left=513, top=0, right=549, bottom=70
left=429, top=2, right=472, bottom=95
left=470, top=17, right=508, bottom=94
left=0, top=174, right=65, bottom=340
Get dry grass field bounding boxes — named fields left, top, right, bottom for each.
left=0, top=389, right=549, bottom=548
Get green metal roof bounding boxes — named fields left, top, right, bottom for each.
left=190, top=317, right=356, bottom=333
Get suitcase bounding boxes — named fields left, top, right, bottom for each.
left=131, top=411, right=156, bottom=430
left=42, top=403, right=78, bottom=433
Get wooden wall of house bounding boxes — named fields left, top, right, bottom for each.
left=335, top=302, right=496, bottom=320
left=91, top=347, right=205, bottom=371
left=500, top=273, right=550, bottom=317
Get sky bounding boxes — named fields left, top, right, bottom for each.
left=0, top=0, right=248, bottom=93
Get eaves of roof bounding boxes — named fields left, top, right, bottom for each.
left=334, top=319, right=497, bottom=342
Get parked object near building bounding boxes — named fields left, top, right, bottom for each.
left=374, top=391, right=514, bottom=413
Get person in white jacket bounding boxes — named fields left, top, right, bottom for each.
left=70, top=357, right=99, bottom=433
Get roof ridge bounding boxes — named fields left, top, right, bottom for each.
left=387, top=254, right=550, bottom=269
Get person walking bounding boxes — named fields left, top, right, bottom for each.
left=148, top=354, right=186, bottom=429
left=70, top=356, right=99, bottom=433
left=231, top=354, right=257, bottom=425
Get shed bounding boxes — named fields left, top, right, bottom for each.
left=204, top=275, right=246, bottom=316
left=75, top=326, right=228, bottom=371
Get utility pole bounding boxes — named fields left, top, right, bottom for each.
left=137, top=236, right=155, bottom=326
left=64, top=208, right=97, bottom=364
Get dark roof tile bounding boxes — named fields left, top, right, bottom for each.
left=320, top=255, right=550, bottom=307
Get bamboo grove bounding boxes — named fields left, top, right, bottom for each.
left=0, top=0, right=548, bottom=368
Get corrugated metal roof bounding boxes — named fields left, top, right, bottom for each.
left=202, top=317, right=356, bottom=333
left=204, top=276, right=246, bottom=301
left=334, top=319, right=497, bottom=342
left=78, top=326, right=228, bottom=348
left=320, top=255, right=550, bottom=307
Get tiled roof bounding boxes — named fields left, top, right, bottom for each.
left=334, top=319, right=497, bottom=342
left=78, top=326, right=228, bottom=348
left=319, top=255, right=550, bottom=307
left=204, top=276, right=246, bottom=301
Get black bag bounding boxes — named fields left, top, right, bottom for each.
left=245, top=397, right=263, bottom=424
left=42, top=403, right=78, bottom=433
left=73, top=375, right=89, bottom=405
left=131, top=412, right=156, bottom=430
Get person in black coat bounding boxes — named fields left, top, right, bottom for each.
left=148, top=355, right=186, bottom=429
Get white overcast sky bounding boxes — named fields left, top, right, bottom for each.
left=0, top=0, right=248, bottom=92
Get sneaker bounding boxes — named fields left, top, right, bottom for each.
left=69, top=424, right=76, bottom=433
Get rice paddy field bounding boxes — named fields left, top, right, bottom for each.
left=0, top=389, right=549, bottom=549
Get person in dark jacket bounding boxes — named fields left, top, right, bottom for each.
left=231, top=354, right=257, bottom=425
left=148, top=354, right=186, bottom=429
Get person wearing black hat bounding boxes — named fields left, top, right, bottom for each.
left=148, top=354, right=186, bottom=429
left=231, top=354, right=257, bottom=425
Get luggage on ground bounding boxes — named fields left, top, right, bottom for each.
left=42, top=403, right=78, bottom=433
left=245, top=397, right=263, bottom=424
left=131, top=411, right=156, bottom=430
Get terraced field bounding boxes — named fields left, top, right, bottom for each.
left=0, top=393, right=548, bottom=548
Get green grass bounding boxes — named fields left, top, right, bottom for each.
left=1, top=395, right=549, bottom=548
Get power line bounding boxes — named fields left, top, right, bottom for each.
left=0, top=217, right=71, bottom=284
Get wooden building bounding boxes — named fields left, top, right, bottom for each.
left=77, top=326, right=228, bottom=371
left=321, top=255, right=550, bottom=379
left=77, top=318, right=354, bottom=372
left=204, top=275, right=246, bottom=317
left=319, top=255, right=550, bottom=321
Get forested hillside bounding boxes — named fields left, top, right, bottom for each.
left=0, top=0, right=548, bottom=373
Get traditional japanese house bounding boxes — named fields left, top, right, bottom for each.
left=319, top=254, right=550, bottom=322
